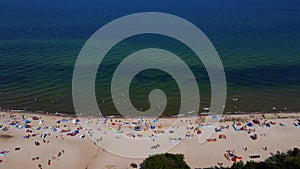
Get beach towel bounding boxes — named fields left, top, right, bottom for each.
left=0, top=151, right=9, bottom=156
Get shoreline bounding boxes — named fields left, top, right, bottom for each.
left=1, top=107, right=299, bottom=118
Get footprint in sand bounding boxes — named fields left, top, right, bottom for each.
left=104, top=164, right=116, bottom=169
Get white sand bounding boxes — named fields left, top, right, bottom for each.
left=0, top=111, right=299, bottom=169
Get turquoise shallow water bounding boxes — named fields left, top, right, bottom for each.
left=0, top=0, right=300, bottom=115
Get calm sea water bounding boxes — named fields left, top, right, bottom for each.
left=0, top=0, right=300, bottom=115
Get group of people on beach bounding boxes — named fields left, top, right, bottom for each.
left=0, top=112, right=72, bottom=168
left=1, top=111, right=299, bottom=168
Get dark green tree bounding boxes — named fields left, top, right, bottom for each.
left=231, top=161, right=244, bottom=169
left=204, top=148, right=300, bottom=169
left=143, top=153, right=191, bottom=169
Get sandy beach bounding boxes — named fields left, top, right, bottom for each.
left=0, top=111, right=299, bottom=169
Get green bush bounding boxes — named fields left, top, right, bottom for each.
left=143, top=148, right=300, bottom=169
left=206, top=148, right=300, bottom=169
left=143, top=153, right=191, bottom=169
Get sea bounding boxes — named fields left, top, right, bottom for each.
left=0, top=0, right=300, bottom=115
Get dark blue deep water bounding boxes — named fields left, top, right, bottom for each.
left=0, top=0, right=300, bottom=114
